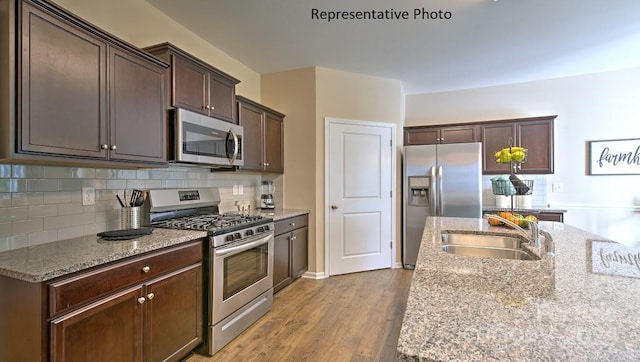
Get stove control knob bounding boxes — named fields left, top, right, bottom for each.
left=234, top=232, right=242, bottom=240
left=257, top=226, right=264, bottom=233
left=245, top=229, right=254, bottom=237
left=226, top=234, right=235, bottom=242
left=263, top=225, right=270, bottom=231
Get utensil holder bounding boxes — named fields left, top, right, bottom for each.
left=121, top=206, right=142, bottom=229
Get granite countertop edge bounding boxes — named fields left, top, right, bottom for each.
left=0, top=228, right=208, bottom=283
left=259, top=208, right=310, bottom=221
left=483, top=206, right=567, bottom=213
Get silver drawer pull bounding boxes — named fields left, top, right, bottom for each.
left=290, top=222, right=296, bottom=226
left=137, top=297, right=146, bottom=304
left=142, top=266, right=151, bottom=273
left=147, top=293, right=155, bottom=300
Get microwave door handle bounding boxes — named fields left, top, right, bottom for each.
left=228, top=128, right=239, bottom=164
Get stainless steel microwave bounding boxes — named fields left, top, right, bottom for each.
left=171, top=108, right=243, bottom=167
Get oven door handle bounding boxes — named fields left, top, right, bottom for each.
left=215, top=232, right=273, bottom=257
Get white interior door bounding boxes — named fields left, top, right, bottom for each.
left=326, top=118, right=395, bottom=276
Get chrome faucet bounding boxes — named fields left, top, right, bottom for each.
left=485, top=214, right=553, bottom=255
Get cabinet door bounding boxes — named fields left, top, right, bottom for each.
left=238, top=101, right=265, bottom=171
left=173, top=56, right=208, bottom=115
left=440, top=125, right=479, bottom=144
left=144, top=263, right=202, bottom=362
left=273, top=233, right=292, bottom=293
left=20, top=2, right=107, bottom=158
left=291, top=227, right=308, bottom=279
left=50, top=287, right=143, bottom=362
left=481, top=123, right=515, bottom=174
left=535, top=212, right=563, bottom=222
left=404, top=127, right=439, bottom=145
left=109, top=47, right=166, bottom=164
left=517, top=120, right=554, bottom=174
left=264, top=112, right=284, bottom=172
left=208, top=75, right=236, bottom=123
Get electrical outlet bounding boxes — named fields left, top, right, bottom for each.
left=238, top=184, right=244, bottom=195
left=232, top=184, right=239, bottom=195
left=552, top=183, right=564, bottom=193
left=82, top=187, right=95, bottom=206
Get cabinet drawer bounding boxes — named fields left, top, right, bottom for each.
left=48, top=240, right=203, bottom=317
left=275, top=214, right=308, bottom=235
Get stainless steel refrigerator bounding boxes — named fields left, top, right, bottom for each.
left=402, top=143, right=482, bottom=268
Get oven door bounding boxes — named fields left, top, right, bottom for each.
left=174, top=108, right=244, bottom=166
left=212, top=232, right=273, bottom=324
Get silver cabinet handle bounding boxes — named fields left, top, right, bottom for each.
left=147, top=293, right=154, bottom=300
left=142, top=266, right=150, bottom=273
left=440, top=138, right=444, bottom=142
left=290, top=222, right=296, bottom=226
left=291, top=236, right=297, bottom=241
left=137, top=297, right=146, bottom=304
left=100, top=144, right=108, bottom=150
left=110, top=145, right=117, bottom=150
left=331, top=205, right=338, bottom=210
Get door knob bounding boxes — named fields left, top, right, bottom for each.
left=147, top=293, right=155, bottom=300
left=331, top=205, right=338, bottom=210
left=137, top=297, right=146, bottom=304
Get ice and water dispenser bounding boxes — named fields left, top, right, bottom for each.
left=408, top=176, right=431, bottom=206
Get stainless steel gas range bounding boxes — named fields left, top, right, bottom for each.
left=147, top=188, right=273, bottom=355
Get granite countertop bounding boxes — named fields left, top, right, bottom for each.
left=397, top=217, right=640, bottom=361
left=0, top=228, right=207, bottom=283
left=259, top=208, right=310, bottom=221
left=483, top=206, right=567, bottom=213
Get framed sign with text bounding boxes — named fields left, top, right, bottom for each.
left=589, top=138, right=640, bottom=175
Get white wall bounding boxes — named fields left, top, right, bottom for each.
left=406, top=67, right=640, bottom=243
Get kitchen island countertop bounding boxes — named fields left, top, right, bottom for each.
left=397, top=217, right=640, bottom=361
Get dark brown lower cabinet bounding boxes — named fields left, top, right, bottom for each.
left=273, top=214, right=309, bottom=293
left=50, top=287, right=144, bottom=362
left=50, top=256, right=202, bottom=362
left=0, top=240, right=203, bottom=362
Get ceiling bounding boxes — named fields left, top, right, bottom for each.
left=146, top=0, right=640, bottom=95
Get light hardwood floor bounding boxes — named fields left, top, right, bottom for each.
left=186, top=268, right=414, bottom=362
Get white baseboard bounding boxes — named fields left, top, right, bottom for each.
left=301, top=271, right=327, bottom=279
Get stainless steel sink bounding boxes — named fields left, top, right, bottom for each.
left=441, top=232, right=540, bottom=261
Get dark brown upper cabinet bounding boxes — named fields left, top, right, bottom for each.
left=2, top=0, right=168, bottom=166
left=144, top=43, right=240, bottom=124
left=481, top=116, right=556, bottom=174
left=237, top=96, right=285, bottom=173
left=404, top=124, right=480, bottom=145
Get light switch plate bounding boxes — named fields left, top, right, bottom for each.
left=232, top=184, right=239, bottom=195
left=238, top=184, right=243, bottom=195
left=82, top=187, right=95, bottom=205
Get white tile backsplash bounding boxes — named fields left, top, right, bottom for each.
left=0, top=163, right=267, bottom=251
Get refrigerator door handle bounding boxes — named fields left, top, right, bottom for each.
left=429, top=166, right=436, bottom=216
left=437, top=165, right=443, bottom=216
